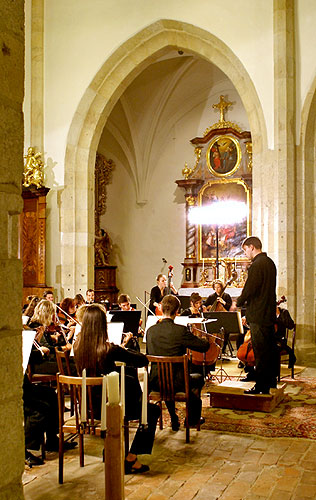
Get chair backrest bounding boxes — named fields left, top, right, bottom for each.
left=56, top=373, right=104, bottom=432
left=55, top=347, right=72, bottom=375
left=286, top=325, right=296, bottom=350
left=146, top=354, right=190, bottom=401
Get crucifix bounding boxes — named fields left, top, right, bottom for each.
left=212, top=95, right=233, bottom=122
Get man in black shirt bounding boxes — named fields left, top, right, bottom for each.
left=234, top=236, right=279, bottom=394
left=146, top=295, right=209, bottom=429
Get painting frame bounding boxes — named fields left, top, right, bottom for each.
left=206, top=135, right=241, bottom=177
left=198, top=179, right=251, bottom=262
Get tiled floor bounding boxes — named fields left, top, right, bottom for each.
left=23, top=368, right=316, bottom=500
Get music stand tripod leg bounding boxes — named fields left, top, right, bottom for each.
left=214, top=327, right=230, bottom=383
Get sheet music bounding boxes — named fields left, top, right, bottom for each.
left=22, top=330, right=36, bottom=372
left=107, top=322, right=124, bottom=345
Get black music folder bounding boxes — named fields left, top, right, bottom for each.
left=203, top=311, right=243, bottom=334
left=109, top=310, right=141, bottom=336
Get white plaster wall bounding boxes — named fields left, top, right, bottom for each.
left=100, top=67, right=248, bottom=303
left=43, top=0, right=274, bottom=178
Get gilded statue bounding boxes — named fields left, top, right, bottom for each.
left=94, top=228, right=112, bottom=266
left=23, top=147, right=45, bottom=188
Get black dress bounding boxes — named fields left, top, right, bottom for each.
left=74, top=343, right=160, bottom=456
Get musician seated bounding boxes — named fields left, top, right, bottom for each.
left=204, top=279, right=232, bottom=311
left=28, top=300, right=74, bottom=375
left=23, top=296, right=40, bottom=325
left=86, top=288, right=95, bottom=304
left=146, top=295, right=209, bottom=431
left=43, top=290, right=54, bottom=302
left=58, top=297, right=77, bottom=342
left=118, top=294, right=135, bottom=311
left=180, top=292, right=206, bottom=318
left=275, top=304, right=296, bottom=368
left=74, top=293, right=85, bottom=309
left=149, top=274, right=178, bottom=315
left=24, top=350, right=77, bottom=463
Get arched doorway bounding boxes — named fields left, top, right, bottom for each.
left=61, top=19, right=267, bottom=296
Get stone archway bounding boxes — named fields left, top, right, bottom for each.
left=295, top=78, right=316, bottom=361
left=61, top=19, right=267, bottom=296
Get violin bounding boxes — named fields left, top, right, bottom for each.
left=207, top=272, right=237, bottom=312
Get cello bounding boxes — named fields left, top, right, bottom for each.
left=237, top=296, right=287, bottom=366
left=189, top=323, right=221, bottom=367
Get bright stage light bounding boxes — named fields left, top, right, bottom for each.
left=188, top=200, right=247, bottom=226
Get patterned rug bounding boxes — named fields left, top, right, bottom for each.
left=165, top=377, right=316, bottom=439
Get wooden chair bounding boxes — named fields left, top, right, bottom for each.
left=146, top=354, right=193, bottom=443
left=278, top=325, right=296, bottom=381
left=55, top=347, right=75, bottom=415
left=56, top=373, right=104, bottom=484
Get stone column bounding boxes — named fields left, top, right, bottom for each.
left=273, top=0, right=296, bottom=307
left=30, top=0, right=44, bottom=150
left=0, top=1, right=25, bottom=499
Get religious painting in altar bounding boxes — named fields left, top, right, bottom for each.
left=206, top=135, right=241, bottom=177
left=198, top=179, right=251, bottom=261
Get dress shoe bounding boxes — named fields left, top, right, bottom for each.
left=185, top=417, right=205, bottom=427
left=171, top=418, right=180, bottom=431
left=46, top=438, right=78, bottom=452
left=25, top=450, right=44, bottom=467
left=125, top=458, right=149, bottom=475
left=244, top=386, right=270, bottom=395
left=240, top=376, right=256, bottom=382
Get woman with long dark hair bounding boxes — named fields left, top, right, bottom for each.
left=74, top=304, right=160, bottom=474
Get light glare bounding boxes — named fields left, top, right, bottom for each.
left=188, top=201, right=247, bottom=225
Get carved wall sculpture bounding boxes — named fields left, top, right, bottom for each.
left=94, top=153, right=118, bottom=303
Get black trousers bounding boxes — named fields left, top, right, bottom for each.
left=165, top=372, right=204, bottom=426
left=23, top=382, right=59, bottom=450
left=249, top=323, right=279, bottom=391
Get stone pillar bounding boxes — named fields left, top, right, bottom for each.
left=273, top=0, right=296, bottom=307
left=30, top=0, right=44, bottom=151
left=0, top=1, right=25, bottom=499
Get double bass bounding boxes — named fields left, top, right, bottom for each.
left=155, top=265, right=175, bottom=316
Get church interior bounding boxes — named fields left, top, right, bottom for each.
left=1, top=0, right=316, bottom=498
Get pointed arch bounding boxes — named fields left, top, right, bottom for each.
left=61, top=19, right=267, bottom=294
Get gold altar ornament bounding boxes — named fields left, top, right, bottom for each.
left=182, top=163, right=192, bottom=179
left=23, top=147, right=45, bottom=188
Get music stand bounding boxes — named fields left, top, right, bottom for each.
left=203, top=311, right=243, bottom=382
left=109, top=310, right=142, bottom=337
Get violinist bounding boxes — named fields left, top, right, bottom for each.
left=118, top=294, right=135, bottom=311
left=204, top=280, right=232, bottom=311
left=149, top=274, right=177, bottom=315
left=117, top=293, right=142, bottom=347
left=180, top=293, right=206, bottom=318
left=28, top=300, right=73, bottom=375
left=86, top=288, right=95, bottom=304
left=43, top=290, right=54, bottom=302
left=74, top=293, right=85, bottom=308
left=58, top=298, right=76, bottom=325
